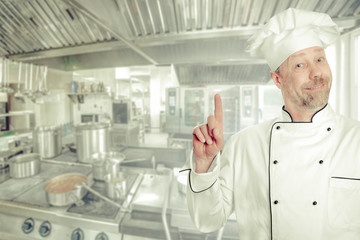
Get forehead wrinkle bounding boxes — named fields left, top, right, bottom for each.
left=291, top=47, right=324, bottom=59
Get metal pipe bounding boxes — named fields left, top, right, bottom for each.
left=64, top=0, right=157, bottom=65
left=161, top=168, right=172, bottom=240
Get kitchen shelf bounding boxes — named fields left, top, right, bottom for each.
left=67, top=92, right=112, bottom=104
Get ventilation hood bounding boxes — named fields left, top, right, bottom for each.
left=1, top=0, right=360, bottom=84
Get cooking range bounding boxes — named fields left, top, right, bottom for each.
left=0, top=151, right=144, bottom=240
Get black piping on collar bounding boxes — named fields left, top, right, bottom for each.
left=281, top=103, right=328, bottom=123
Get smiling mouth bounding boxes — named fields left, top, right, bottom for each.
left=305, top=83, right=325, bottom=91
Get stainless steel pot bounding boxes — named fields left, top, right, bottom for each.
left=105, top=172, right=127, bottom=201
left=9, top=153, right=41, bottom=178
left=44, top=172, right=129, bottom=211
left=92, top=152, right=125, bottom=181
left=75, top=123, right=109, bottom=163
left=33, top=125, right=62, bottom=159
left=44, top=173, right=88, bottom=207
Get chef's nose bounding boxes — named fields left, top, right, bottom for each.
left=309, top=63, right=322, bottom=80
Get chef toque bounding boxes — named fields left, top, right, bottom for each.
left=247, top=8, right=340, bottom=71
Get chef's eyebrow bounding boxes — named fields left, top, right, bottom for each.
left=292, top=48, right=324, bottom=58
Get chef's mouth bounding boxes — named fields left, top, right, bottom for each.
left=304, top=83, right=326, bottom=91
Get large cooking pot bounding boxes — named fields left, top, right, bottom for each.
left=33, top=125, right=62, bottom=159
left=9, top=153, right=41, bottom=178
left=44, top=173, right=88, bottom=207
left=75, top=123, right=110, bottom=163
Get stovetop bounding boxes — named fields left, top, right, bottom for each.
left=0, top=152, right=140, bottom=221
left=0, top=161, right=92, bottom=206
left=67, top=174, right=139, bottom=220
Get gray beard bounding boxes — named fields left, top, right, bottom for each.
left=299, top=88, right=330, bottom=110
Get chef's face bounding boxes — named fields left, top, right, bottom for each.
left=271, top=46, right=332, bottom=111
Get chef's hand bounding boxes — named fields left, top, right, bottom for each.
left=193, top=94, right=224, bottom=173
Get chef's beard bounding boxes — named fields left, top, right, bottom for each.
left=293, top=79, right=330, bottom=110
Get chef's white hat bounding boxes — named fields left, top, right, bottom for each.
left=247, top=8, right=340, bottom=71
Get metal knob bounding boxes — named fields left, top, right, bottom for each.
left=95, top=232, right=109, bottom=240
left=71, top=228, right=84, bottom=240
left=39, top=221, right=51, bottom=237
left=22, top=218, right=34, bottom=234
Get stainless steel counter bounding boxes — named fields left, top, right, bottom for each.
left=0, top=150, right=238, bottom=240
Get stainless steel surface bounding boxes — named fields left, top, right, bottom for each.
left=9, top=153, right=40, bottom=178
left=0, top=0, right=358, bottom=81
left=0, top=148, right=236, bottom=239
left=105, top=172, right=127, bottom=201
left=75, top=123, right=110, bottom=163
left=0, top=152, right=148, bottom=240
left=44, top=173, right=88, bottom=207
left=0, top=162, right=9, bottom=183
left=33, top=125, right=62, bottom=159
left=92, top=151, right=126, bottom=180
left=79, top=180, right=131, bottom=212
left=14, top=62, right=25, bottom=103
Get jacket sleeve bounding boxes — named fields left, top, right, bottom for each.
left=185, top=143, right=235, bottom=233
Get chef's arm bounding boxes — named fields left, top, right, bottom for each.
left=185, top=148, right=234, bottom=233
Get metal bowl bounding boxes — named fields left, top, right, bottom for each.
left=9, top=153, right=40, bottom=178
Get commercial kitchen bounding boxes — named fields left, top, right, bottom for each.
left=0, top=0, right=359, bottom=239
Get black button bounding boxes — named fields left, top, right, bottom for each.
left=276, top=126, right=280, bottom=130
left=313, top=201, right=317, bottom=205
left=327, top=127, right=331, bottom=131
left=319, top=160, right=324, bottom=164
left=273, top=160, right=278, bottom=164
left=274, top=200, right=279, bottom=204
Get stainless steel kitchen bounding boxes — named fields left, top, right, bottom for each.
left=0, top=0, right=360, bottom=240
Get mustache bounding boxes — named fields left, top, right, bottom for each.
left=302, top=78, right=328, bottom=89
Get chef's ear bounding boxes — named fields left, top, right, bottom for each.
left=270, top=71, right=282, bottom=89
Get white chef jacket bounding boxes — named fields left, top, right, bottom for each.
left=185, top=104, right=360, bottom=240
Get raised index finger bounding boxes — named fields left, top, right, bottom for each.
left=214, top=94, right=223, bottom=125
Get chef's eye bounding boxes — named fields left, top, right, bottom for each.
left=296, top=63, right=303, bottom=68
left=317, top=57, right=324, bottom=62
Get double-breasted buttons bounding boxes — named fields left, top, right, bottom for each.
left=274, top=200, right=279, bottom=204
left=273, top=160, right=278, bottom=164
left=327, top=127, right=331, bottom=131
left=319, top=160, right=324, bottom=164
left=312, top=201, right=318, bottom=206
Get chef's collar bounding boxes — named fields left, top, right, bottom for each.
left=281, top=104, right=335, bottom=123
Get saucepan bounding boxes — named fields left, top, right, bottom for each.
left=91, top=151, right=150, bottom=181
left=44, top=173, right=88, bottom=207
left=91, top=152, right=126, bottom=181
left=9, top=153, right=41, bottom=178
left=44, top=172, right=131, bottom=211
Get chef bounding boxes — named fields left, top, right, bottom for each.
left=184, top=8, right=360, bottom=240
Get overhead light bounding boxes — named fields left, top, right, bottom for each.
left=115, top=67, right=130, bottom=79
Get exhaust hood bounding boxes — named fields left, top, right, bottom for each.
left=0, top=0, right=360, bottom=84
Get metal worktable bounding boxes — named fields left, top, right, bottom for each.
left=0, top=150, right=238, bottom=240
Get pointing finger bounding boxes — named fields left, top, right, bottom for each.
left=214, top=94, right=223, bottom=125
